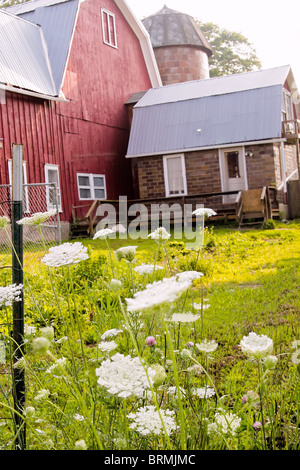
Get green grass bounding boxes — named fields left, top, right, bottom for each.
left=0, top=220, right=299, bottom=450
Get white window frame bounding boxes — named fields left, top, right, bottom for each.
left=77, top=173, right=107, bottom=201
left=8, top=159, right=30, bottom=213
left=101, top=8, right=118, bottom=48
left=282, top=89, right=293, bottom=121
left=163, top=154, right=188, bottom=198
left=44, top=164, right=62, bottom=212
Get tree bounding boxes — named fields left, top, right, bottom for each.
left=197, top=21, right=262, bottom=77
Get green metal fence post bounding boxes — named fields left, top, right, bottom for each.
left=11, top=144, right=25, bottom=450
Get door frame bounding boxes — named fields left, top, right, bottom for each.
left=218, top=146, right=248, bottom=200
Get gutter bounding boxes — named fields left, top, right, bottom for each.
left=0, top=83, right=68, bottom=103
left=126, top=138, right=286, bottom=159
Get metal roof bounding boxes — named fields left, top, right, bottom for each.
left=142, top=5, right=213, bottom=56
left=126, top=70, right=287, bottom=158
left=5, top=0, right=79, bottom=94
left=0, top=10, right=56, bottom=96
left=135, top=65, right=292, bottom=108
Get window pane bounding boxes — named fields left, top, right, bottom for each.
left=79, top=188, right=91, bottom=199
left=78, top=176, right=90, bottom=186
left=94, top=188, right=105, bottom=199
left=93, top=176, right=104, bottom=187
left=167, top=157, right=184, bottom=195
left=48, top=169, right=58, bottom=185
left=226, top=151, right=240, bottom=178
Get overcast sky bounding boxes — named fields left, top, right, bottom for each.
left=126, top=0, right=300, bottom=88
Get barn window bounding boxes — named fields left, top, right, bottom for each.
left=77, top=173, right=107, bottom=200
left=45, top=164, right=62, bottom=212
left=8, top=160, right=29, bottom=213
left=163, top=154, right=187, bottom=197
left=101, top=8, right=117, bottom=48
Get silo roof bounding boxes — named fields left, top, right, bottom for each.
left=142, top=4, right=213, bottom=56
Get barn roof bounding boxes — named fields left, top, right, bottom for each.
left=0, top=0, right=161, bottom=99
left=0, top=9, right=57, bottom=97
left=126, top=65, right=299, bottom=158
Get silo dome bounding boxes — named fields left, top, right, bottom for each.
left=142, top=4, right=213, bottom=85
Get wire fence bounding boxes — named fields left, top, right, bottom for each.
left=0, top=183, right=61, bottom=273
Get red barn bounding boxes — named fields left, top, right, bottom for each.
left=0, top=0, right=161, bottom=238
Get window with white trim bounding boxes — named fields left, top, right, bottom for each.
left=101, top=8, right=117, bottom=48
left=44, top=164, right=62, bottom=212
left=8, top=160, right=29, bottom=212
left=77, top=173, right=107, bottom=200
left=163, top=154, right=187, bottom=197
left=282, top=89, right=293, bottom=121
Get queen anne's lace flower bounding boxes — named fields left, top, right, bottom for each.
left=95, top=353, right=155, bottom=398
left=175, top=271, right=203, bottom=282
left=127, top=405, right=178, bottom=436
left=192, top=208, right=217, bottom=217
left=93, top=228, right=115, bottom=240
left=125, top=275, right=192, bottom=312
left=240, top=332, right=273, bottom=359
left=41, top=242, right=89, bottom=267
left=196, top=339, right=218, bottom=353
left=193, top=386, right=216, bottom=399
left=17, top=209, right=57, bottom=226
left=213, top=411, right=241, bottom=436
left=147, top=227, right=171, bottom=244
left=114, top=246, right=137, bottom=262
left=292, top=349, right=300, bottom=365
left=0, top=284, right=23, bottom=307
left=98, top=341, right=118, bottom=352
left=167, top=313, right=200, bottom=323
left=101, top=328, right=123, bottom=340
left=134, top=264, right=163, bottom=275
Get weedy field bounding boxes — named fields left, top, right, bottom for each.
left=0, top=216, right=299, bottom=450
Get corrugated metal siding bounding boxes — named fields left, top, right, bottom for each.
left=0, top=11, right=56, bottom=95
left=135, top=66, right=291, bottom=108
left=6, top=0, right=79, bottom=93
left=127, top=85, right=283, bottom=157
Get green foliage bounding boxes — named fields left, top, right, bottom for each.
left=197, top=21, right=262, bottom=77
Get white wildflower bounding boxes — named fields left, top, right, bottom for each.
left=109, top=279, right=123, bottom=292
left=175, top=271, right=203, bottom=282
left=291, top=340, right=300, bottom=350
left=41, top=242, right=89, bottom=267
left=213, top=411, right=241, bottom=436
left=127, top=405, right=178, bottom=436
left=24, top=324, right=36, bottom=336
left=0, top=284, right=23, bottom=307
left=193, top=302, right=210, bottom=310
left=32, top=336, right=51, bottom=354
left=74, top=414, right=85, bottom=421
left=13, top=356, right=26, bottom=370
left=93, top=228, right=115, bottom=240
left=147, top=227, right=171, bottom=244
left=75, top=439, right=87, bottom=450
left=17, top=209, right=56, bottom=226
left=196, top=339, right=218, bottom=354
left=193, top=386, right=215, bottom=399
left=263, top=355, right=278, bottom=370
left=134, top=264, right=163, bottom=275
left=292, top=349, right=300, bottom=365
left=240, top=332, right=273, bottom=359
left=114, top=246, right=137, bottom=263
left=101, top=328, right=123, bottom=340
left=34, top=389, right=50, bottom=401
left=125, top=275, right=192, bottom=312
left=192, top=208, right=217, bottom=217
left=46, top=357, right=67, bottom=376
left=98, top=341, right=118, bottom=352
left=166, top=386, right=185, bottom=398
left=24, top=406, right=35, bottom=418
left=95, top=353, right=155, bottom=398
left=167, top=312, right=200, bottom=323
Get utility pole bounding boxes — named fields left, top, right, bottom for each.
left=11, top=144, right=25, bottom=450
